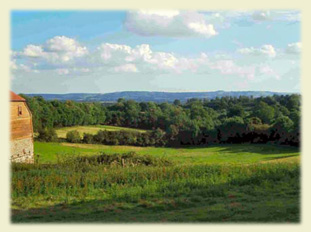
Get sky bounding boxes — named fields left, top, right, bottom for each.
left=10, top=10, right=301, bottom=94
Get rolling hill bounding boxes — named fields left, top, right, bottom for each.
left=25, top=90, right=295, bottom=103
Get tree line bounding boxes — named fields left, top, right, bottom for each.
left=22, top=94, right=300, bottom=147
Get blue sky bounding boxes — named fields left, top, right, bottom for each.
left=10, top=10, right=301, bottom=93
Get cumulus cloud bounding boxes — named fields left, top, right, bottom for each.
left=97, top=43, right=132, bottom=62
left=13, top=37, right=257, bottom=79
left=22, top=45, right=46, bottom=58
left=237, top=44, right=276, bottom=57
left=95, top=42, right=181, bottom=72
left=122, top=10, right=301, bottom=38
left=191, top=10, right=300, bottom=30
left=19, top=36, right=88, bottom=63
left=12, top=35, right=300, bottom=87
left=124, top=10, right=300, bottom=37
left=124, top=10, right=217, bottom=38
left=286, top=42, right=302, bottom=54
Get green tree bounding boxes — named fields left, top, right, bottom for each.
left=254, top=101, right=275, bottom=124
left=227, top=104, right=245, bottom=118
left=273, top=116, right=294, bottom=132
left=173, top=99, right=181, bottom=106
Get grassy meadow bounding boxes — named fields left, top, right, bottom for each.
left=11, top=141, right=300, bottom=223
left=34, top=141, right=299, bottom=165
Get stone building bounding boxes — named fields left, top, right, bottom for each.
left=10, top=91, right=34, bottom=163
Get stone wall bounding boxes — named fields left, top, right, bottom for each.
left=11, top=137, right=34, bottom=163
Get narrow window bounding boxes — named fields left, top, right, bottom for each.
left=18, top=105, right=22, bottom=116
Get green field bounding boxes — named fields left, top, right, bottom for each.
left=34, top=141, right=299, bottom=165
left=55, top=125, right=148, bottom=139
left=11, top=142, right=300, bottom=223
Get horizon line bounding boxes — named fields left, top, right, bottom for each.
left=19, top=90, right=300, bottom=95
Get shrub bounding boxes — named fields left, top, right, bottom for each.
left=37, top=127, right=58, bottom=142
left=74, top=152, right=173, bottom=167
left=82, top=133, right=93, bottom=144
left=66, top=130, right=81, bottom=143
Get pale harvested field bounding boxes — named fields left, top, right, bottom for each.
left=55, top=125, right=148, bottom=138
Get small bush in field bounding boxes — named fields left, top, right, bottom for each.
left=37, top=127, right=58, bottom=142
left=82, top=133, right=93, bottom=144
left=75, top=151, right=172, bottom=167
left=66, top=130, right=81, bottom=143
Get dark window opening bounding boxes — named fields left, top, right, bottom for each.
left=18, top=105, right=22, bottom=116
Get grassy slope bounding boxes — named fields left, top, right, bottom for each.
left=55, top=125, right=148, bottom=139
left=12, top=142, right=300, bottom=223
left=34, top=141, right=300, bottom=165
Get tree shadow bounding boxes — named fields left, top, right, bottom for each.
left=220, top=144, right=299, bottom=155
left=176, top=144, right=299, bottom=155
left=263, top=155, right=299, bottom=161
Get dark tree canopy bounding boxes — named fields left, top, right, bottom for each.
left=22, top=93, right=300, bottom=147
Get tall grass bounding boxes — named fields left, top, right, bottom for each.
left=11, top=152, right=300, bottom=209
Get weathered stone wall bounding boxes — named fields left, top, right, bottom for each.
left=11, top=137, right=34, bottom=163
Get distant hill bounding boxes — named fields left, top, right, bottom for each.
left=25, top=91, right=295, bottom=103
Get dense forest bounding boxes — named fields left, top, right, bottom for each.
left=21, top=94, right=301, bottom=147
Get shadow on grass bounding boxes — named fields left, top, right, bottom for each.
left=263, top=155, right=299, bottom=161
left=176, top=144, right=299, bottom=155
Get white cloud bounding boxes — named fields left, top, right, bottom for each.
left=114, top=64, right=138, bottom=73
left=12, top=39, right=276, bottom=81
left=286, top=42, right=301, bottom=54
left=10, top=59, right=18, bottom=71
left=260, top=45, right=276, bottom=57
left=46, top=36, right=87, bottom=54
left=125, top=10, right=217, bottom=37
left=122, top=10, right=300, bottom=39
left=97, top=43, right=132, bottom=62
left=12, top=36, right=300, bottom=88
left=22, top=45, right=46, bottom=58
left=95, top=43, right=181, bottom=72
left=238, top=44, right=276, bottom=57
left=203, top=10, right=300, bottom=30
left=11, top=59, right=37, bottom=73
left=19, top=36, right=88, bottom=63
